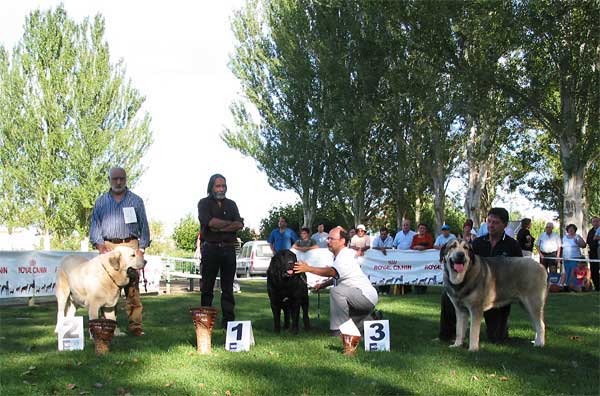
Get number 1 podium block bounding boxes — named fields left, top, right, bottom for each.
left=225, top=321, right=254, bottom=352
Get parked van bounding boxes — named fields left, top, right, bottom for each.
left=236, top=240, right=273, bottom=277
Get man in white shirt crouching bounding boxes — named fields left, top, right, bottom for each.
left=294, top=226, right=379, bottom=336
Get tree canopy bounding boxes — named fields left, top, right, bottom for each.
left=227, top=0, right=599, bottom=234
left=0, top=6, right=152, bottom=243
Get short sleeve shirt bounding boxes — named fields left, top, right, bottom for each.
left=295, top=238, right=317, bottom=248
left=332, top=247, right=378, bottom=305
left=434, top=233, right=457, bottom=247
left=372, top=235, right=393, bottom=248
left=268, top=228, right=299, bottom=252
left=393, top=230, right=416, bottom=250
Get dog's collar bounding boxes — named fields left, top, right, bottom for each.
left=101, top=262, right=123, bottom=288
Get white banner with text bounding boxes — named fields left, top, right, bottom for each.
left=0, top=251, right=162, bottom=298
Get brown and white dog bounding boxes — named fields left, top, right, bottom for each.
left=441, top=239, right=547, bottom=351
left=55, top=246, right=146, bottom=336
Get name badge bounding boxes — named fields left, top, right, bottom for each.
left=123, top=207, right=137, bottom=224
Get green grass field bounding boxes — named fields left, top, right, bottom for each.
left=1, top=282, right=598, bottom=396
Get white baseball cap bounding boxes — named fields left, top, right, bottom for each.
left=356, top=224, right=366, bottom=231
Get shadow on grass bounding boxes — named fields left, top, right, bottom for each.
left=1, top=284, right=598, bottom=396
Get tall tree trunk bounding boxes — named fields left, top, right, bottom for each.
left=432, top=166, right=446, bottom=232
left=414, top=197, right=422, bottom=224
left=561, top=155, right=586, bottom=233
left=300, top=190, right=316, bottom=229
left=463, top=120, right=491, bottom=229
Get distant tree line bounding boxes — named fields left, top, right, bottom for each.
left=223, top=0, right=599, bottom=235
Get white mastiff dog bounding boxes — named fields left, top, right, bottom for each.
left=55, top=246, right=146, bottom=335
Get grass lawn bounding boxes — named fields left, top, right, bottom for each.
left=1, top=281, right=598, bottom=396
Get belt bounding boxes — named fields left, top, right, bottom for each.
left=541, top=251, right=557, bottom=255
left=104, top=237, right=138, bottom=244
left=203, top=241, right=237, bottom=248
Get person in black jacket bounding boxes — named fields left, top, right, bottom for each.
left=516, top=218, right=535, bottom=257
left=585, top=216, right=599, bottom=291
left=197, top=174, right=244, bottom=328
left=439, top=207, right=522, bottom=343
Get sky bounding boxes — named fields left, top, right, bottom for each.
left=0, top=0, right=298, bottom=232
left=0, top=1, right=556, bottom=235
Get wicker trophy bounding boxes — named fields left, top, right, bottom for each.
left=88, top=319, right=117, bottom=355
left=190, top=307, right=218, bottom=354
left=341, top=334, right=361, bottom=356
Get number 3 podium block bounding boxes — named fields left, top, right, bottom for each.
left=364, top=320, right=390, bottom=352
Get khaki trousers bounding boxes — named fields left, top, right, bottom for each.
left=104, top=240, right=143, bottom=331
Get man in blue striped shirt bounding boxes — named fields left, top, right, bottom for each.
left=90, top=167, right=150, bottom=336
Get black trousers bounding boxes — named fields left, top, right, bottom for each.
left=439, top=291, right=511, bottom=342
left=540, top=251, right=557, bottom=270
left=200, top=244, right=237, bottom=325
left=590, top=250, right=599, bottom=291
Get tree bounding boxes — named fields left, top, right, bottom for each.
left=238, top=227, right=259, bottom=244
left=172, top=214, right=199, bottom=252
left=224, top=0, right=333, bottom=229
left=0, top=6, right=152, bottom=246
left=499, top=0, right=599, bottom=233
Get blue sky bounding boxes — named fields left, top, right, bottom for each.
left=0, top=0, right=298, bottom=232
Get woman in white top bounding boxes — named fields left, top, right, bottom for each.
left=561, top=224, right=587, bottom=287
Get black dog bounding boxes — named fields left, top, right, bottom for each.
left=267, top=249, right=310, bottom=334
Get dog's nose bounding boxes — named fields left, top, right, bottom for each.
left=455, top=251, right=465, bottom=260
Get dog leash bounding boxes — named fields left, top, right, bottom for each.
left=141, top=268, right=148, bottom=293
left=317, top=289, right=320, bottom=320
left=101, top=263, right=122, bottom=288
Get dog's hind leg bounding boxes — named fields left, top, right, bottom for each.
left=302, top=295, right=310, bottom=331
left=522, top=297, right=545, bottom=347
left=54, top=270, right=69, bottom=333
left=467, top=308, right=483, bottom=352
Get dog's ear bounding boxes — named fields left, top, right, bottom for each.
left=108, top=250, right=121, bottom=271
left=439, top=244, right=447, bottom=263
left=467, top=242, right=475, bottom=261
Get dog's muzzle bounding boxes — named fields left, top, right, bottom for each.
left=450, top=251, right=466, bottom=273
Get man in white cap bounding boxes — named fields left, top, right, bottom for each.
left=350, top=224, right=370, bottom=256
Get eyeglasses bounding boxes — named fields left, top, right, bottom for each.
left=326, top=237, right=341, bottom=241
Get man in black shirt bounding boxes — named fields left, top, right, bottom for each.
left=439, top=207, right=522, bottom=343
left=197, top=174, right=244, bottom=328
left=586, top=216, right=599, bottom=291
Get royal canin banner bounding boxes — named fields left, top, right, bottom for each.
left=294, top=248, right=443, bottom=287
left=360, top=249, right=443, bottom=286
left=0, top=251, right=163, bottom=299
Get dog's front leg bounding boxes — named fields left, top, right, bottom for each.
left=270, top=301, right=282, bottom=333
left=290, top=303, right=300, bottom=334
left=101, top=306, right=124, bottom=336
left=451, top=308, right=468, bottom=348
left=468, top=308, right=483, bottom=352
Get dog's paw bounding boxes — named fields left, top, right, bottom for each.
left=114, top=327, right=125, bottom=337
left=468, top=346, right=480, bottom=352
left=449, top=343, right=462, bottom=348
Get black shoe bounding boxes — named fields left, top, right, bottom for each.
left=371, top=309, right=383, bottom=320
